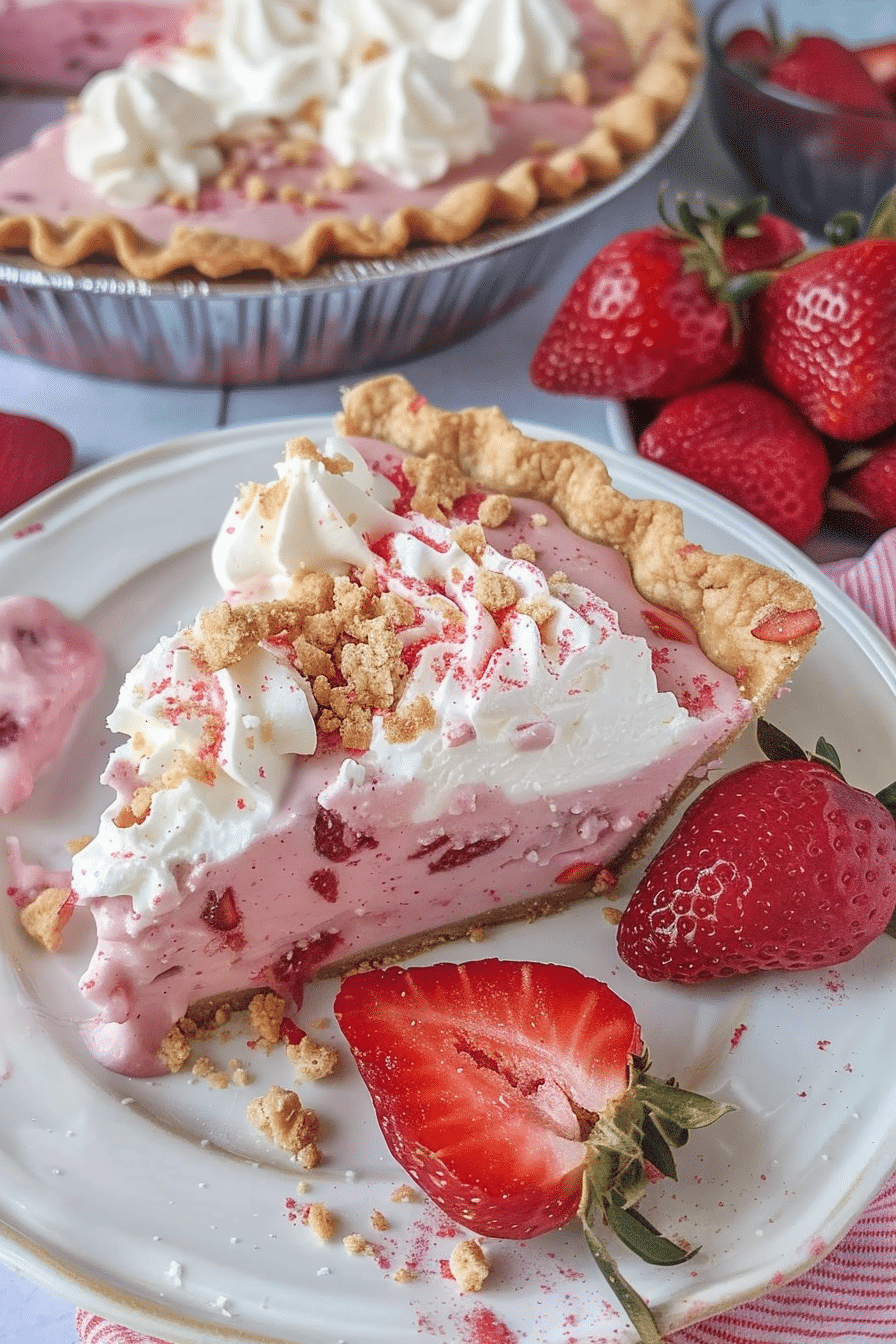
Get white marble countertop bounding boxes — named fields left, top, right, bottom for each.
left=0, top=9, right=869, bottom=1339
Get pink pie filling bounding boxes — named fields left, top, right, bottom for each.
left=70, top=438, right=751, bottom=1077
left=0, top=596, right=105, bottom=815
left=0, top=1, right=634, bottom=249
left=0, top=0, right=184, bottom=91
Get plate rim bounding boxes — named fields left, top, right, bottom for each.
left=2, top=409, right=896, bottom=1344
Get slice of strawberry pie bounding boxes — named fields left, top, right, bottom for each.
left=69, top=374, right=819, bottom=1076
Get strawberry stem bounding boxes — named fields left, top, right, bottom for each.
left=579, top=1216, right=664, bottom=1344
left=574, top=1057, right=734, bottom=1343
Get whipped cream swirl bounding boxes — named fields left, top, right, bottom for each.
left=322, top=519, right=695, bottom=825
left=429, top=0, right=581, bottom=99
left=64, top=66, right=223, bottom=206
left=74, top=633, right=317, bottom=917
left=63, top=0, right=586, bottom=203
left=317, top=0, right=446, bottom=69
left=153, top=0, right=341, bottom=129
left=321, top=47, right=492, bottom=188
left=213, top=435, right=402, bottom=598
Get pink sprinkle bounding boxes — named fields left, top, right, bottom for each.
left=462, top=1306, right=518, bottom=1344
left=730, top=1023, right=747, bottom=1049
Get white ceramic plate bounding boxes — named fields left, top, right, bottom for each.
left=2, top=418, right=896, bottom=1344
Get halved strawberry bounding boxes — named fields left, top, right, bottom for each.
left=335, top=959, right=731, bottom=1344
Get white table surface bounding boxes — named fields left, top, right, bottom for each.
left=0, top=11, right=868, bottom=1339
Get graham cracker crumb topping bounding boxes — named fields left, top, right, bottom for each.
left=390, top=1184, right=420, bottom=1203
left=382, top=694, right=436, bottom=745
left=284, top=436, right=353, bottom=475
left=158, top=1017, right=198, bottom=1074
left=343, top=1233, right=375, bottom=1256
left=287, top=1035, right=339, bottom=1081
left=246, top=1085, right=321, bottom=1165
left=476, top=493, right=512, bottom=528
left=402, top=452, right=469, bottom=522
left=192, top=1055, right=230, bottom=1089
left=517, top=594, right=555, bottom=627
left=305, top=1202, right=338, bottom=1243
left=191, top=567, right=417, bottom=754
left=511, top=541, right=537, bottom=563
left=249, top=991, right=286, bottom=1046
left=449, top=1240, right=490, bottom=1292
left=19, top=887, right=71, bottom=952
left=452, top=521, right=487, bottom=562
left=474, top=569, right=520, bottom=613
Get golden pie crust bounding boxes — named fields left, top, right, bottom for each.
left=337, top=373, right=820, bottom=710
left=0, top=0, right=702, bottom=281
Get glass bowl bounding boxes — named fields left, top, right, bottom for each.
left=705, top=0, right=896, bottom=233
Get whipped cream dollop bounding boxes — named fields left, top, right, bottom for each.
left=74, top=632, right=316, bottom=917
left=64, top=0, right=583, bottom=200
left=65, top=66, right=223, bottom=206
left=213, top=435, right=402, bottom=597
left=153, top=0, right=341, bottom=130
left=429, top=0, right=581, bottom=99
left=317, top=0, right=446, bottom=69
left=321, top=47, right=493, bottom=190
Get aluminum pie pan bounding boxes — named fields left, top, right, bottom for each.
left=0, top=78, right=702, bottom=386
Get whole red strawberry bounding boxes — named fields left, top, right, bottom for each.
left=826, top=433, right=896, bottom=537
left=755, top=235, right=896, bottom=441
left=336, top=959, right=731, bottom=1344
left=530, top=196, right=803, bottom=401
left=616, top=723, right=896, bottom=983
left=0, top=411, right=73, bottom=516
left=637, top=380, right=829, bottom=548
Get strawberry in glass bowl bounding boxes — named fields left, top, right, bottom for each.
left=706, top=0, right=896, bottom=233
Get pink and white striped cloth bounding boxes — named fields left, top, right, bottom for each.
left=74, top=534, right=896, bottom=1344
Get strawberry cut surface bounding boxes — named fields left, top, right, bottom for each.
left=336, top=959, right=733, bottom=1344
left=335, top=960, right=641, bottom=1239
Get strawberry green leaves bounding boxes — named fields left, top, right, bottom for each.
left=574, top=1058, right=733, bottom=1344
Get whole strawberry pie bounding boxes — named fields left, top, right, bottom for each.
left=0, top=0, right=703, bottom=280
